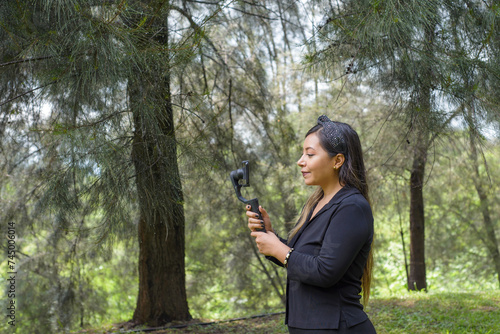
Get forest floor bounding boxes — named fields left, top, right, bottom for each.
left=83, top=291, right=500, bottom=334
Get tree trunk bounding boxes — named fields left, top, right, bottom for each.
left=129, top=65, right=191, bottom=326
left=408, top=138, right=428, bottom=291
left=124, top=1, right=191, bottom=325
left=469, top=133, right=500, bottom=288
left=407, top=17, right=437, bottom=291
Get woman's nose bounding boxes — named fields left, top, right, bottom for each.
left=297, top=156, right=305, bottom=166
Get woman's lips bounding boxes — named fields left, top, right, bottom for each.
left=302, top=171, right=310, bottom=178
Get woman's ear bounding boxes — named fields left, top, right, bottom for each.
left=333, top=153, right=345, bottom=169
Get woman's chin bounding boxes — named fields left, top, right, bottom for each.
left=303, top=179, right=315, bottom=186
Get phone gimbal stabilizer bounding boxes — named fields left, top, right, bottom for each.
left=230, top=161, right=265, bottom=232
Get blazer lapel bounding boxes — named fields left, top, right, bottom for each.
left=289, top=204, right=316, bottom=248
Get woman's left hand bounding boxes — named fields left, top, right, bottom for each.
left=250, top=231, right=290, bottom=261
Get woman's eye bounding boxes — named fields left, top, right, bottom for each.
left=307, top=154, right=314, bottom=157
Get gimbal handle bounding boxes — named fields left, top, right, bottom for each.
left=246, top=198, right=263, bottom=229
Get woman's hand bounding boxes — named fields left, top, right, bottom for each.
left=251, top=230, right=291, bottom=261
left=246, top=205, right=273, bottom=233
left=245, top=205, right=290, bottom=262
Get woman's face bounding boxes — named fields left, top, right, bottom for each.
left=297, top=132, right=337, bottom=187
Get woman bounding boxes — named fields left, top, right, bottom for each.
left=246, top=115, right=376, bottom=333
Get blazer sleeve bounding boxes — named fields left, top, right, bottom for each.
left=286, top=202, right=371, bottom=288
left=265, top=235, right=288, bottom=267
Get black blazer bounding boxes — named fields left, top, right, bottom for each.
left=269, top=186, right=373, bottom=329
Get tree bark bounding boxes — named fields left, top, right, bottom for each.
left=408, top=137, right=428, bottom=291
left=129, top=62, right=191, bottom=326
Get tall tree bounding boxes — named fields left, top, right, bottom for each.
left=124, top=1, right=195, bottom=324
left=307, top=0, right=500, bottom=291
left=0, top=0, right=226, bottom=328
left=449, top=0, right=500, bottom=287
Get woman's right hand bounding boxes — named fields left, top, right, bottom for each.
left=246, top=205, right=273, bottom=233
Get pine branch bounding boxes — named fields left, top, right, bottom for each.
left=186, top=0, right=222, bottom=5
left=170, top=4, right=229, bottom=68
left=227, top=6, right=277, bottom=21
left=171, top=103, right=205, bottom=123
left=0, top=81, right=57, bottom=107
left=28, top=110, right=129, bottom=133
left=0, top=55, right=55, bottom=68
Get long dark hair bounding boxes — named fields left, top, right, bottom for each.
left=289, top=121, right=373, bottom=304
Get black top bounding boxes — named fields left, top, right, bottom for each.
left=269, top=186, right=373, bottom=329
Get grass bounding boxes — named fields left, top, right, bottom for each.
left=80, top=291, right=500, bottom=334
left=367, top=291, right=500, bottom=333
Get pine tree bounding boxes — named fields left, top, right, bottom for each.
left=308, top=0, right=500, bottom=290
left=0, top=0, right=216, bottom=327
